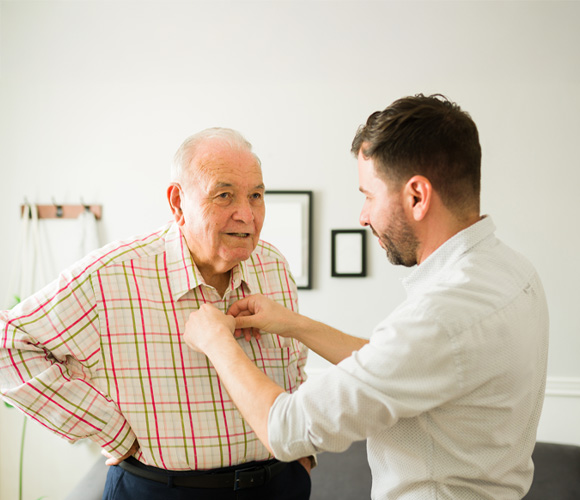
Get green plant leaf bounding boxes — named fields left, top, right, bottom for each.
left=3, top=304, right=18, bottom=410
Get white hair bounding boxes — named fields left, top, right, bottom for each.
left=171, top=127, right=261, bottom=184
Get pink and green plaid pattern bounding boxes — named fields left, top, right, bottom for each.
left=0, top=222, right=307, bottom=470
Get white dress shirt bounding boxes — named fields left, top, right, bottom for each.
left=268, top=216, right=549, bottom=499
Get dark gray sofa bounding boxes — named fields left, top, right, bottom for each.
left=65, top=441, right=580, bottom=499
left=310, top=440, right=580, bottom=500
left=522, top=442, right=580, bottom=499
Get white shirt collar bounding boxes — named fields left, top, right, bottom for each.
left=402, top=215, right=496, bottom=296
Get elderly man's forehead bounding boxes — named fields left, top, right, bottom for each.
left=193, top=160, right=263, bottom=187
left=190, top=140, right=260, bottom=175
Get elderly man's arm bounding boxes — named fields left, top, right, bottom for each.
left=229, top=294, right=369, bottom=365
left=0, top=276, right=137, bottom=462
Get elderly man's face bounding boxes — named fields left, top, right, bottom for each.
left=176, top=139, right=265, bottom=278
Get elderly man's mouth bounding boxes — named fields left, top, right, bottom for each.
left=227, top=233, right=251, bottom=238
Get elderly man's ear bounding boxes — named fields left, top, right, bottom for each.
left=167, top=184, right=185, bottom=226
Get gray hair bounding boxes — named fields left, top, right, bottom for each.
left=171, top=127, right=261, bottom=184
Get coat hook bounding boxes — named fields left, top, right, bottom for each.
left=22, top=197, right=32, bottom=219
left=52, top=197, right=63, bottom=218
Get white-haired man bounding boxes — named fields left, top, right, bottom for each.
left=0, top=128, right=311, bottom=499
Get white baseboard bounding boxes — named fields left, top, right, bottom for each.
left=545, top=376, right=580, bottom=397
left=539, top=378, right=580, bottom=446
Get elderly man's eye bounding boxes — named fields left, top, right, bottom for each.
left=251, top=192, right=263, bottom=200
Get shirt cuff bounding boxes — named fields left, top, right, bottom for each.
left=268, top=391, right=316, bottom=462
left=90, top=410, right=137, bottom=459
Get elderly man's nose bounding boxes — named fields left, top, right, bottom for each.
left=234, top=199, right=255, bottom=222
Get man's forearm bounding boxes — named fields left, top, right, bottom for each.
left=292, top=314, right=369, bottom=365
left=204, top=334, right=284, bottom=453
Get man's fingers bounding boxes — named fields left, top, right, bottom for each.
left=102, top=448, right=120, bottom=466
left=101, top=439, right=139, bottom=467
left=227, top=296, right=253, bottom=317
left=235, top=314, right=257, bottom=331
left=229, top=295, right=267, bottom=340
left=243, top=328, right=261, bottom=342
left=234, top=324, right=262, bottom=342
left=297, top=456, right=312, bottom=475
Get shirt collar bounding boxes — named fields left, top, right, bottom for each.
left=233, top=258, right=261, bottom=295
left=165, top=222, right=260, bottom=300
left=402, top=215, right=496, bottom=296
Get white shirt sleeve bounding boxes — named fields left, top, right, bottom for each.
left=268, top=310, right=462, bottom=462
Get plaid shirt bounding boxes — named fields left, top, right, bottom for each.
left=0, top=222, right=307, bottom=470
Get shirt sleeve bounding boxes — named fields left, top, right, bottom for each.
left=0, top=266, right=136, bottom=458
left=268, top=309, right=462, bottom=461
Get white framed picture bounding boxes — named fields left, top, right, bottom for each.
left=331, top=229, right=367, bottom=277
left=260, top=191, right=313, bottom=289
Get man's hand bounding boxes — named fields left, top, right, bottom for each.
left=183, top=303, right=236, bottom=353
left=228, top=294, right=298, bottom=341
left=102, top=439, right=139, bottom=466
left=231, top=294, right=369, bottom=365
left=297, top=456, right=314, bottom=475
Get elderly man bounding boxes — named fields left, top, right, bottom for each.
left=184, top=95, right=549, bottom=500
left=0, top=128, right=311, bottom=499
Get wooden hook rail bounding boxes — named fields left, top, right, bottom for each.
left=21, top=204, right=102, bottom=220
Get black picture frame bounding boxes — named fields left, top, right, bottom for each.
left=331, top=229, right=367, bottom=278
left=260, top=190, right=313, bottom=289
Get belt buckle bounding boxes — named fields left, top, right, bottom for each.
left=233, top=466, right=267, bottom=491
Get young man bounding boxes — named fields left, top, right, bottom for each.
left=183, top=95, right=549, bottom=499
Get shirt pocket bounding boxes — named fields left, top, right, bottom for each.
left=243, top=343, right=302, bottom=393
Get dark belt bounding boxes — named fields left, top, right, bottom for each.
left=119, top=457, right=288, bottom=490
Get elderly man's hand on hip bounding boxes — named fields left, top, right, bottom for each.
left=102, top=439, right=140, bottom=466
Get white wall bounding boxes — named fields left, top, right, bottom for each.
left=1, top=1, right=579, bottom=499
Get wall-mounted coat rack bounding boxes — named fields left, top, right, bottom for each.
left=21, top=204, right=102, bottom=220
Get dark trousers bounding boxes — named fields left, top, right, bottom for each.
left=102, top=459, right=311, bottom=500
